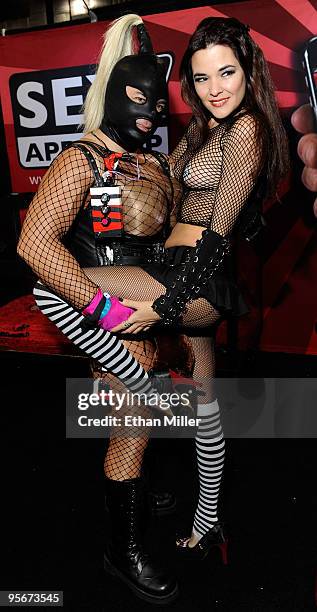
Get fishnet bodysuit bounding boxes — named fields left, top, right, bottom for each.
left=18, top=143, right=180, bottom=309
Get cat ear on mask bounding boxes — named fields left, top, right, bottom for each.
left=157, top=56, right=168, bottom=80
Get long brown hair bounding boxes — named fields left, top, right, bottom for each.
left=180, top=17, right=289, bottom=197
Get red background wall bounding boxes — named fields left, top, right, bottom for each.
left=0, top=0, right=316, bottom=355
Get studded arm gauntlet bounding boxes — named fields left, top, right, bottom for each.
left=152, top=229, right=230, bottom=325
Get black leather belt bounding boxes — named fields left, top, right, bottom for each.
left=96, top=240, right=166, bottom=266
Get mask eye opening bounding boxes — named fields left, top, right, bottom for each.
left=156, top=99, right=167, bottom=113
left=126, top=85, right=147, bottom=105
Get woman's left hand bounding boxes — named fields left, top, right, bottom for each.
left=111, top=299, right=161, bottom=334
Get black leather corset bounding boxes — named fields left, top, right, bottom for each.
left=63, top=141, right=169, bottom=267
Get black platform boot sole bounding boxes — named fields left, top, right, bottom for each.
left=103, top=551, right=179, bottom=605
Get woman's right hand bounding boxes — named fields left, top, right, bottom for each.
left=111, top=299, right=161, bottom=334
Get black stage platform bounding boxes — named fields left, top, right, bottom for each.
left=1, top=351, right=316, bottom=611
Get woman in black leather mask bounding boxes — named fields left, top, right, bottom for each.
left=18, top=14, right=181, bottom=604
left=102, top=53, right=167, bottom=152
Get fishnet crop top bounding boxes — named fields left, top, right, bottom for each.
left=152, top=112, right=263, bottom=325
left=17, top=143, right=181, bottom=311
left=170, top=112, right=261, bottom=234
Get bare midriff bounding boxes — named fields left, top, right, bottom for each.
left=164, top=222, right=206, bottom=248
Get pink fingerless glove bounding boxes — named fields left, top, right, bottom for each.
left=99, top=296, right=134, bottom=331
left=82, top=288, right=134, bottom=332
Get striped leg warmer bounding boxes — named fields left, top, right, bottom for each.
left=33, top=281, right=153, bottom=396
left=192, top=399, right=225, bottom=538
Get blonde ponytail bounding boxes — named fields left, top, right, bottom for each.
left=83, top=14, right=143, bottom=134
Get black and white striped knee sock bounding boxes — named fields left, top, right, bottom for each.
left=33, top=281, right=153, bottom=395
left=192, top=399, right=225, bottom=538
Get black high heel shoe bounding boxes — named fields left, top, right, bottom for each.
left=176, top=522, right=228, bottom=565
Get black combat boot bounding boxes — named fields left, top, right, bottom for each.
left=105, top=489, right=176, bottom=517
left=104, top=477, right=178, bottom=604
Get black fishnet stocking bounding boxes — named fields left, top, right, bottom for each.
left=183, top=299, right=221, bottom=328
left=104, top=435, right=149, bottom=481
left=186, top=336, right=216, bottom=404
left=91, top=338, right=156, bottom=481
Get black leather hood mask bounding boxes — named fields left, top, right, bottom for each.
left=101, top=25, right=167, bottom=151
